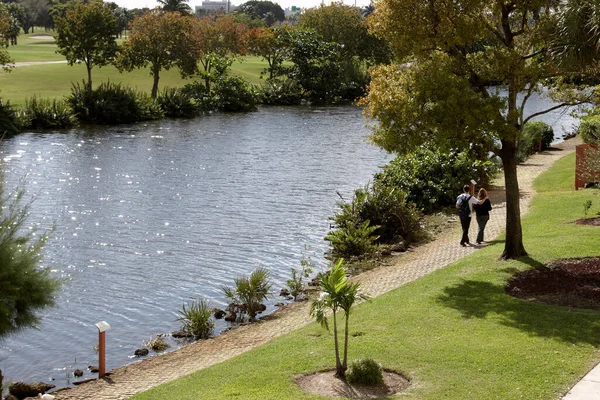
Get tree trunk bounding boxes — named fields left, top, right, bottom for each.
left=342, top=314, right=349, bottom=377
left=86, top=63, right=93, bottom=94
left=151, top=68, right=160, bottom=99
left=499, top=139, right=528, bottom=260
left=332, top=312, right=344, bottom=379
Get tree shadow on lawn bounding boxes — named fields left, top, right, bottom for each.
left=437, top=278, right=600, bottom=346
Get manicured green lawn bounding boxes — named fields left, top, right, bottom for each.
left=1, top=31, right=267, bottom=105
left=132, top=152, right=600, bottom=400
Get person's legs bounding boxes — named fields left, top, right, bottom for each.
left=460, top=216, right=471, bottom=245
left=476, top=215, right=489, bottom=243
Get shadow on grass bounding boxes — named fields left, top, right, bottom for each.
left=437, top=279, right=600, bottom=346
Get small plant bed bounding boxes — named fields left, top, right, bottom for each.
left=574, top=216, right=600, bottom=226
left=506, top=257, right=600, bottom=309
left=295, top=369, right=410, bottom=399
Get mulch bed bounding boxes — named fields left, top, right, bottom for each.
left=574, top=217, right=600, bottom=226
left=506, top=257, right=600, bottom=310
left=296, top=370, right=410, bottom=399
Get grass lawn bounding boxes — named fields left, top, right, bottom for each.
left=132, top=152, right=600, bottom=400
left=1, top=31, right=267, bottom=105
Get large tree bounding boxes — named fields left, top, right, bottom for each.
left=116, top=11, right=201, bottom=98
left=54, top=0, right=118, bottom=93
left=247, top=26, right=292, bottom=79
left=363, top=0, right=600, bottom=259
left=0, top=5, right=13, bottom=69
left=194, top=15, right=247, bottom=90
left=235, top=0, right=284, bottom=26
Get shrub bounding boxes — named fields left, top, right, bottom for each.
left=222, top=267, right=272, bottom=321
left=375, top=148, right=498, bottom=214
left=286, top=245, right=315, bottom=300
left=181, top=81, right=214, bottom=111
left=579, top=115, right=600, bottom=144
left=325, top=220, right=379, bottom=260
left=346, top=358, right=384, bottom=385
left=157, top=87, right=200, bottom=118
left=177, top=298, right=214, bottom=340
left=17, top=96, right=77, bottom=129
left=261, top=78, right=303, bottom=106
left=517, top=121, right=554, bottom=162
left=0, top=96, right=19, bottom=136
left=212, top=75, right=261, bottom=112
left=67, top=81, right=163, bottom=125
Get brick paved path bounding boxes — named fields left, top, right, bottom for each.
left=54, top=138, right=580, bottom=400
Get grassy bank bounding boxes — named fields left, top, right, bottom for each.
left=1, top=32, right=267, bottom=105
left=132, top=152, right=600, bottom=400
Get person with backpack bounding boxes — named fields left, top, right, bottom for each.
left=456, top=184, right=488, bottom=246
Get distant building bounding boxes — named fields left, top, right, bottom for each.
left=195, top=1, right=234, bottom=13
left=284, top=6, right=301, bottom=16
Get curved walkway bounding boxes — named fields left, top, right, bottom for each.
left=54, top=138, right=582, bottom=400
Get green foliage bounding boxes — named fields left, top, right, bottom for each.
left=234, top=1, right=285, bottom=26
left=346, top=358, right=384, bottom=385
left=0, top=96, right=19, bottom=136
left=286, top=245, right=314, bottom=301
left=17, top=96, right=77, bottom=130
left=181, top=76, right=260, bottom=113
left=579, top=115, right=600, bottom=144
left=310, top=259, right=370, bottom=379
left=222, top=267, right=272, bottom=321
left=584, top=200, right=593, bottom=218
left=67, top=81, right=163, bottom=125
left=325, top=220, right=380, bottom=260
left=157, top=87, right=200, bottom=118
left=375, top=147, right=499, bottom=213
left=177, top=298, right=214, bottom=340
left=158, top=0, right=192, bottom=14
left=115, top=11, right=201, bottom=98
left=211, top=75, right=261, bottom=112
left=285, top=29, right=368, bottom=105
left=0, top=5, right=14, bottom=70
left=54, top=0, right=118, bottom=91
left=0, top=187, right=61, bottom=339
left=517, top=121, right=554, bottom=162
left=260, top=78, right=303, bottom=105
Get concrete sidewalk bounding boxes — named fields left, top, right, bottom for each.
left=562, top=363, right=600, bottom=399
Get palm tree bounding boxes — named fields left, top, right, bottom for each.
left=222, top=267, right=272, bottom=321
left=157, top=0, right=192, bottom=14
left=310, top=259, right=370, bottom=380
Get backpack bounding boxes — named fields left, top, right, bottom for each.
left=458, top=195, right=472, bottom=218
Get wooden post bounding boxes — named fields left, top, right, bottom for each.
left=99, top=331, right=106, bottom=378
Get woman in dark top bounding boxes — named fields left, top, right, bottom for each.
left=473, top=188, right=492, bottom=244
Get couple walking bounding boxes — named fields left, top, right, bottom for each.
left=456, top=184, right=492, bottom=246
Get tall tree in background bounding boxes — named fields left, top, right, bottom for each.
left=116, top=11, right=201, bottom=98
left=235, top=0, right=284, bottom=26
left=247, top=26, right=292, bottom=79
left=157, top=0, right=191, bottom=14
left=194, top=15, right=247, bottom=90
left=54, top=0, right=118, bottom=93
left=363, top=0, right=600, bottom=259
left=0, top=4, right=13, bottom=68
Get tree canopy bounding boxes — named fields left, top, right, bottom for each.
left=363, top=0, right=600, bottom=259
left=54, top=0, right=118, bottom=93
left=0, top=5, right=14, bottom=69
left=234, top=0, right=284, bottom=26
left=116, top=11, right=201, bottom=98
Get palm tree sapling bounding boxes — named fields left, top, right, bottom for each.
left=310, top=259, right=370, bottom=380
left=222, top=267, right=272, bottom=321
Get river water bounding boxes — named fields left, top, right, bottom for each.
left=0, top=97, right=579, bottom=390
